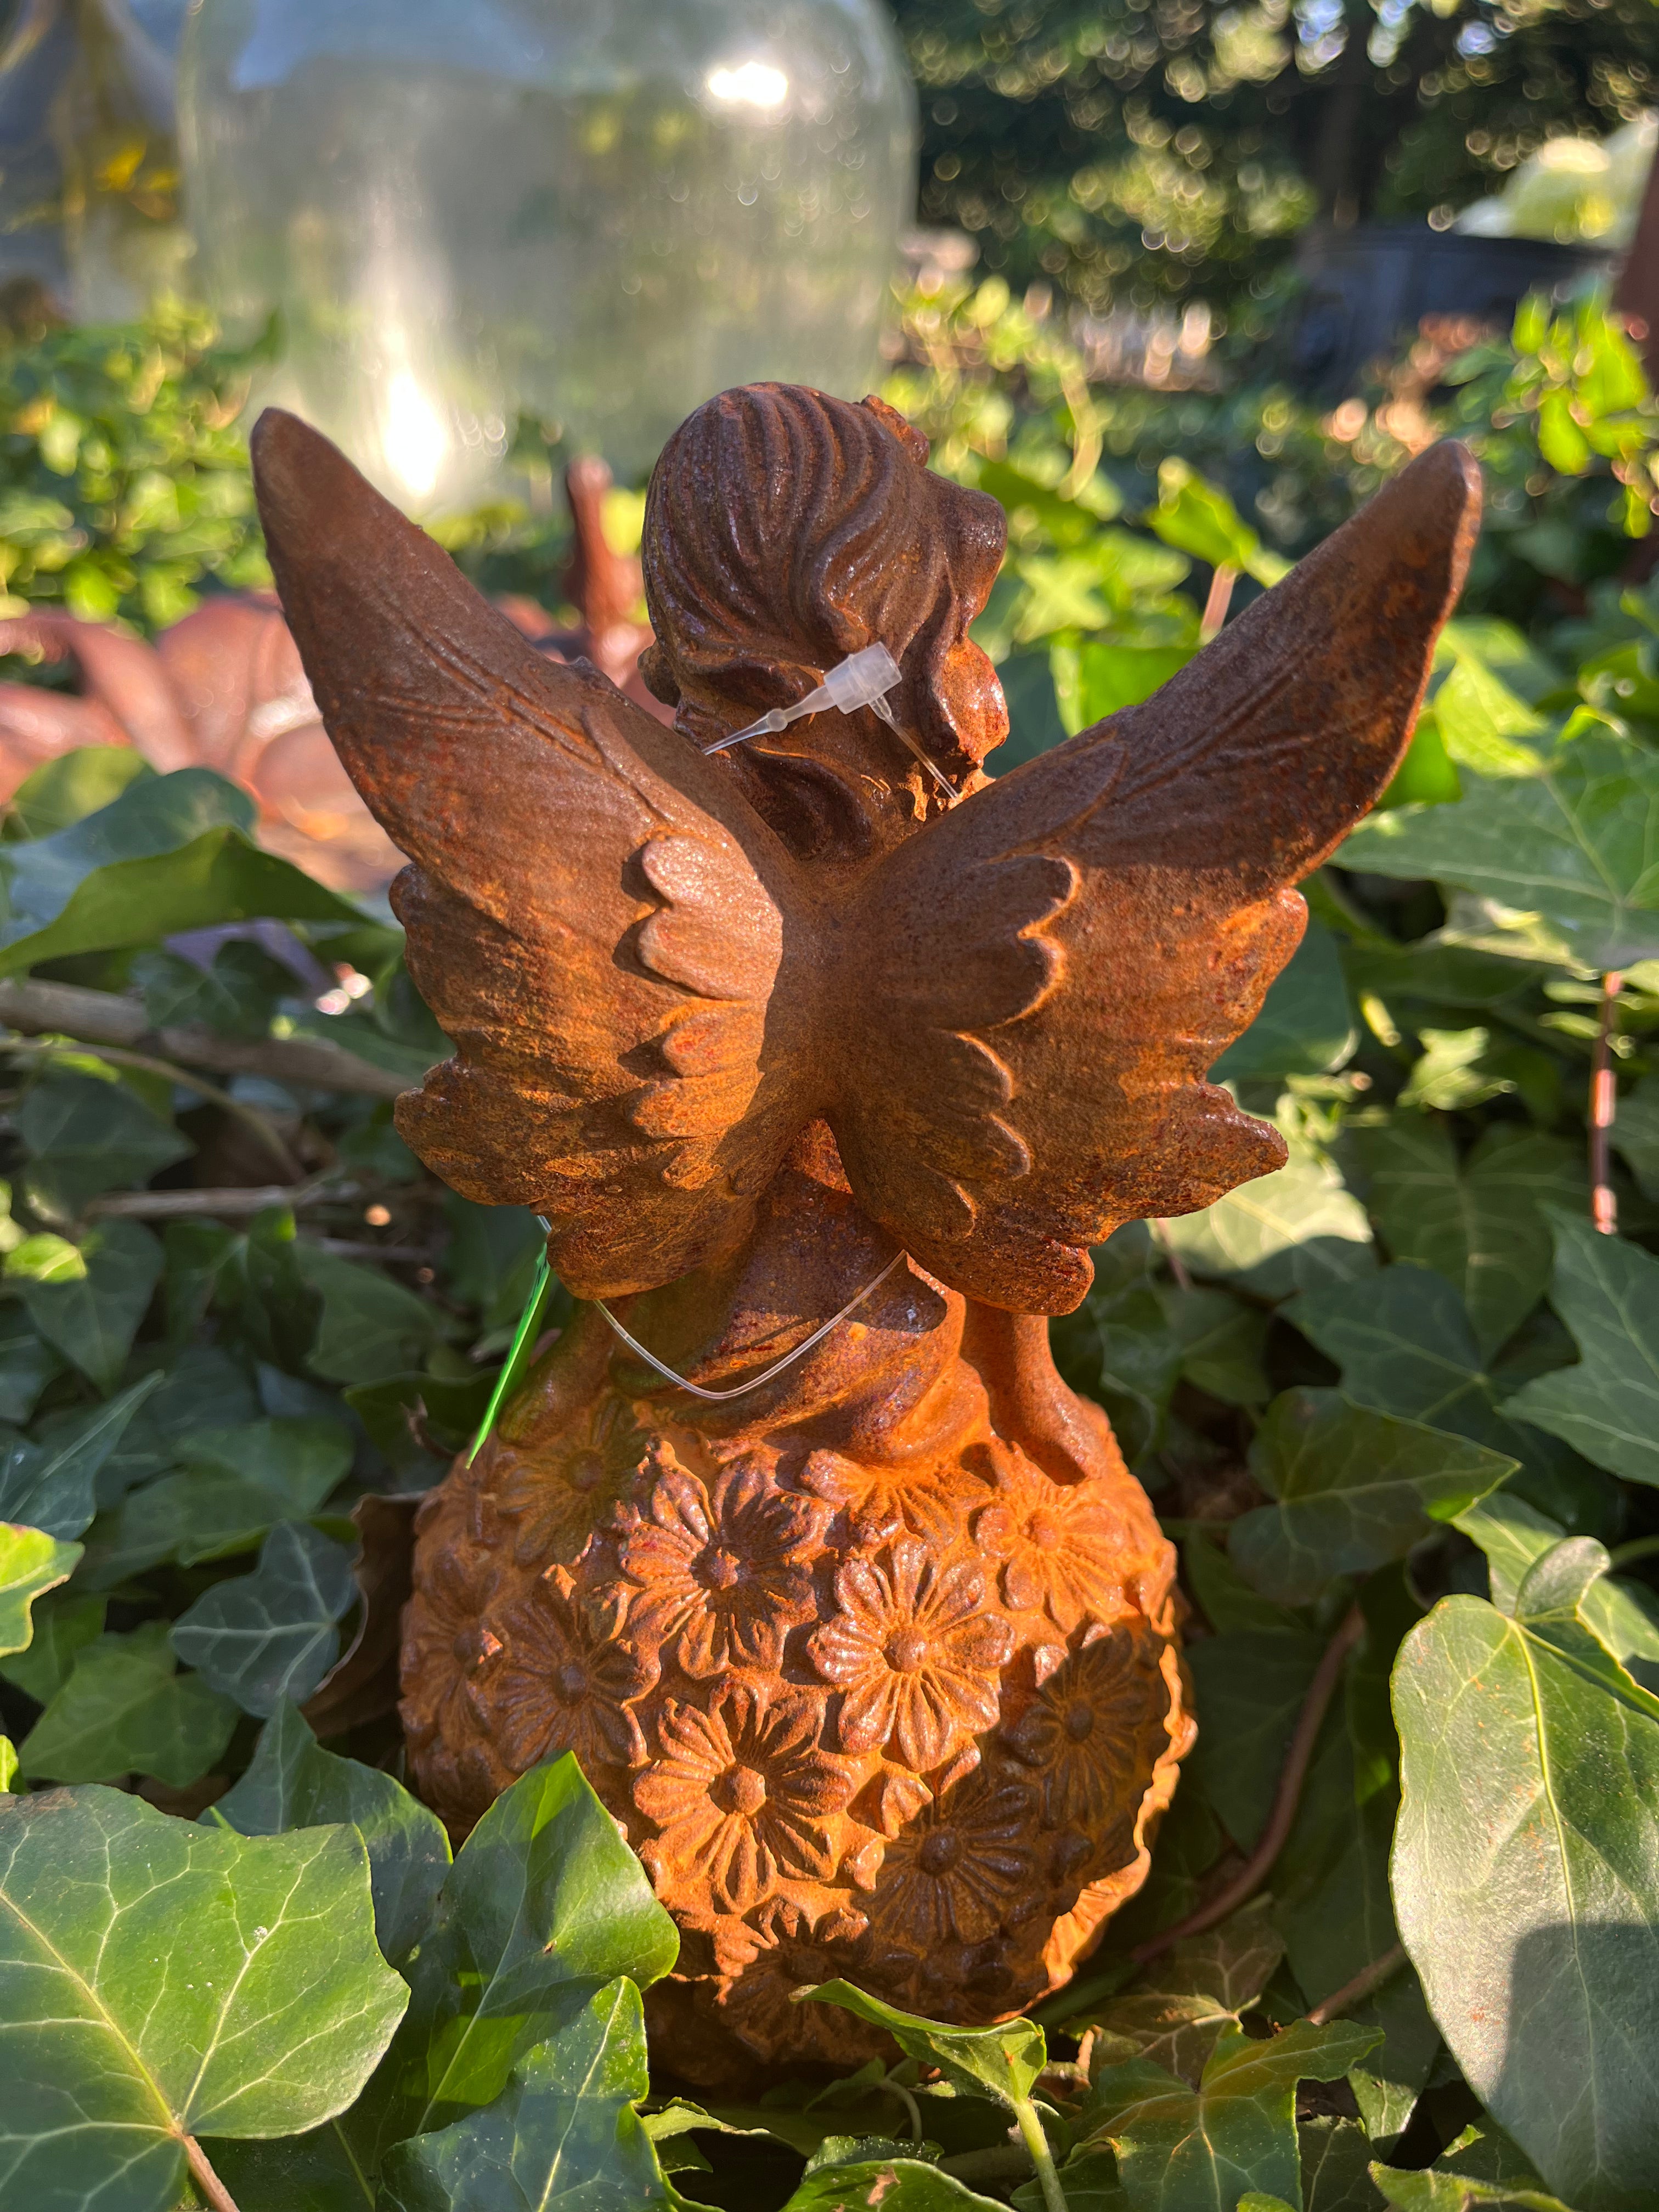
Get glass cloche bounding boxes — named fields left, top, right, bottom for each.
left=178, top=0, right=916, bottom=508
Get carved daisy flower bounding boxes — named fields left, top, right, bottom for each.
left=1000, top=1627, right=1172, bottom=1836
left=973, top=1453, right=1132, bottom=1632
left=808, top=1535, right=1013, bottom=1771
left=399, top=1544, right=502, bottom=1754
left=871, top=1761, right=1036, bottom=1946
left=633, top=1682, right=855, bottom=1913
left=714, top=1898, right=876, bottom=2063
left=798, top=1446, right=980, bottom=1550
left=496, top=1396, right=650, bottom=1567
left=617, top=1459, right=820, bottom=1677
left=492, top=1568, right=656, bottom=1775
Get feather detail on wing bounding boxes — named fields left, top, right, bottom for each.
left=834, top=440, right=1481, bottom=1313
left=251, top=410, right=808, bottom=1297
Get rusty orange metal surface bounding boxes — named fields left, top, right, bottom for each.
left=253, top=387, right=1477, bottom=2084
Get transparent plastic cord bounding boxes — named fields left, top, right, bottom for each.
left=702, top=643, right=958, bottom=802
left=467, top=1207, right=909, bottom=1457
left=594, top=1250, right=905, bottom=1402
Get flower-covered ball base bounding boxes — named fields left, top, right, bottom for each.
left=400, top=1147, right=1191, bottom=2087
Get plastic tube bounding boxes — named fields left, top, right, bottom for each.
left=702, top=642, right=957, bottom=800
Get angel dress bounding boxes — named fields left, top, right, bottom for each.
left=252, top=387, right=1477, bottom=2083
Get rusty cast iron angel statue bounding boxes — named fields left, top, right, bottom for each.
left=251, top=388, right=1477, bottom=2084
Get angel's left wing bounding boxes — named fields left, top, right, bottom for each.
left=252, top=410, right=812, bottom=1299
left=834, top=440, right=1480, bottom=1313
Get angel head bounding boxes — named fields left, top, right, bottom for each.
left=639, top=385, right=1009, bottom=859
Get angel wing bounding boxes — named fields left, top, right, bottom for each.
left=832, top=440, right=1481, bottom=1313
left=251, top=410, right=812, bottom=1298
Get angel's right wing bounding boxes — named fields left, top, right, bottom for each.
left=252, top=411, right=811, bottom=1299
left=834, top=440, right=1481, bottom=1314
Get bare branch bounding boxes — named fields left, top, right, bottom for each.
left=0, top=977, right=410, bottom=1099
left=1129, top=1602, right=1365, bottom=1967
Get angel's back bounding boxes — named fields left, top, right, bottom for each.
left=253, top=385, right=1477, bottom=2083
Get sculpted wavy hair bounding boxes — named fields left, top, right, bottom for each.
left=640, top=386, right=1008, bottom=857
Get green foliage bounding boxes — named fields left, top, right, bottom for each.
left=1503, top=1211, right=1659, bottom=1486
left=18, top=1617, right=237, bottom=1785
left=0, top=1785, right=407, bottom=2212
left=170, top=1521, right=358, bottom=1716
left=893, top=0, right=1659, bottom=316
left=0, top=304, right=272, bottom=628
left=379, top=1978, right=675, bottom=2212
left=1392, top=1537, right=1659, bottom=2207
left=3, top=291, right=1659, bottom=2212
left=1077, top=2022, right=1383, bottom=2211
left=1228, top=1389, right=1513, bottom=1604
left=0, top=1521, right=79, bottom=1655
left=214, top=1703, right=452, bottom=1967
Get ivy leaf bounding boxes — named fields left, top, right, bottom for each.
left=1160, top=1145, right=1375, bottom=1300
left=346, top=1369, right=493, bottom=1480
left=357, top=1754, right=679, bottom=2164
left=1229, top=1387, right=1514, bottom=1604
left=0, top=1523, right=81, bottom=1657
left=18, top=1619, right=237, bottom=1786
left=6, top=747, right=152, bottom=840
left=110, top=1414, right=353, bottom=1570
left=0, top=1374, right=163, bottom=1538
left=1267, top=1574, right=1437, bottom=2152
left=379, top=1977, right=675, bottom=2211
left=0, top=766, right=359, bottom=976
left=189, top=2124, right=380, bottom=2212
left=1051, top=637, right=1192, bottom=730
left=1368, top=2120, right=1577, bottom=2209
left=1161, top=1286, right=1271, bottom=1408
left=1428, top=633, right=1551, bottom=777
left=1067, top=1897, right=1285, bottom=2082
left=1356, top=1119, right=1583, bottom=1356
left=1609, top=1068, right=1659, bottom=1198
left=1147, top=455, right=1289, bottom=585
left=1398, top=1027, right=1519, bottom=1114
left=1285, top=1267, right=1600, bottom=1533
left=16, top=1073, right=192, bottom=1221
left=1455, top=1492, right=1659, bottom=1690
left=7, top=1220, right=163, bottom=1393
left=1078, top=2021, right=1383, bottom=2211
left=0, top=1309, right=63, bottom=1423
left=1211, top=922, right=1357, bottom=1083
left=800, top=1979, right=1045, bottom=2107
left=0, top=1590, right=103, bottom=1702
left=1503, top=1212, right=1659, bottom=1486
left=132, top=940, right=291, bottom=1042
left=1338, top=730, right=1659, bottom=971
left=171, top=1522, right=358, bottom=1716
left=1391, top=1548, right=1659, bottom=2206
left=213, top=1703, right=449, bottom=1967
left=1300, top=2115, right=1386, bottom=2211
left=789, top=2159, right=1013, bottom=2210
left=1182, top=1607, right=1326, bottom=1850
left=0, top=1784, right=408, bottom=2212
left=298, top=1248, right=444, bottom=1385
left=1051, top=1278, right=1184, bottom=1462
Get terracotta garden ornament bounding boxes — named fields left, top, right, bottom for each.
left=251, top=387, right=1478, bottom=2084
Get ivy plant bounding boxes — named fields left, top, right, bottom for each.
left=2, top=285, right=1659, bottom=2212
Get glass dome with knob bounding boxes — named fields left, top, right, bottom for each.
left=178, top=0, right=916, bottom=510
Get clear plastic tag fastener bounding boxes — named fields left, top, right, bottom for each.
left=702, top=645, right=957, bottom=802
